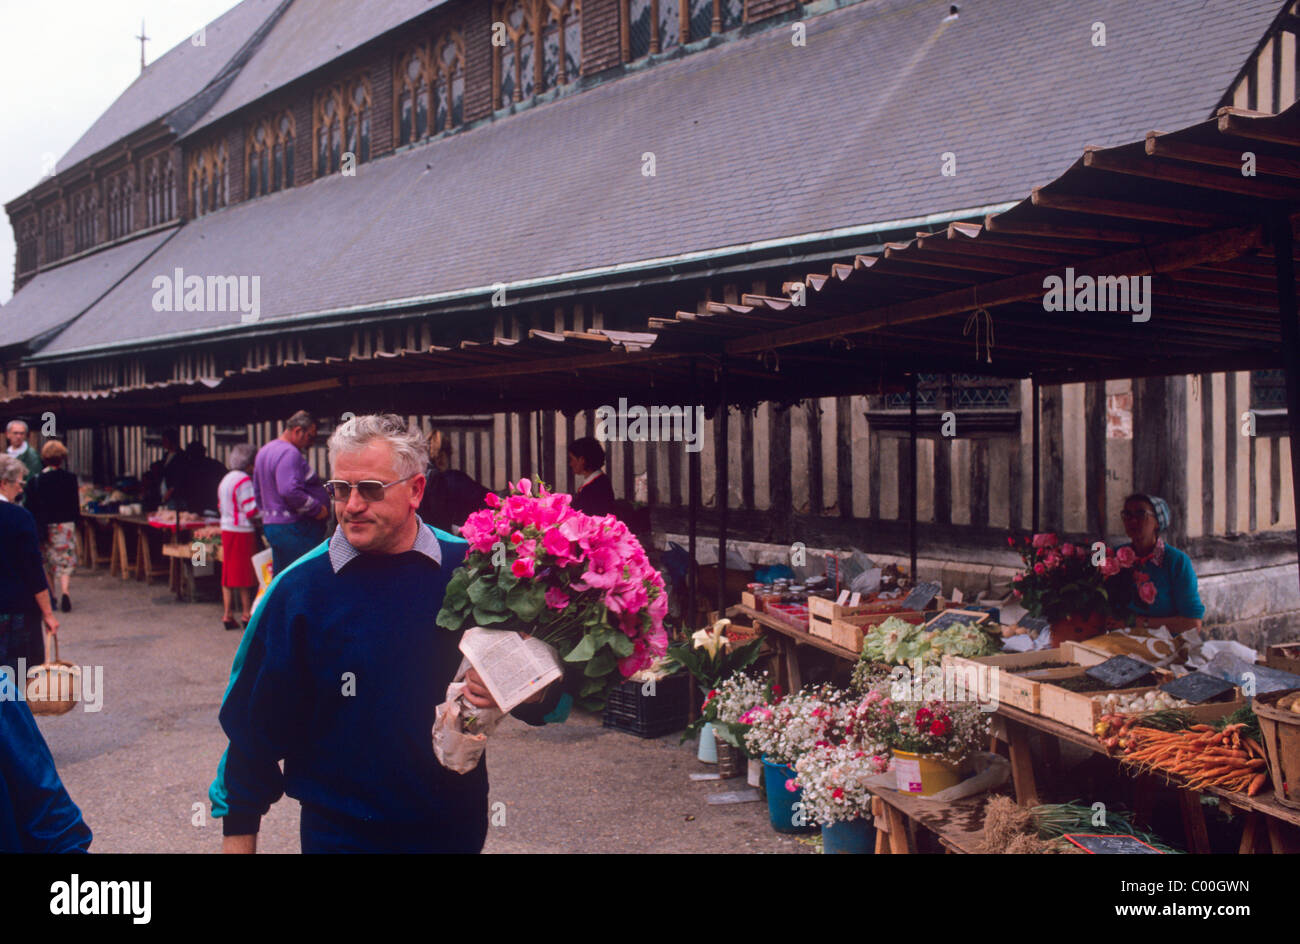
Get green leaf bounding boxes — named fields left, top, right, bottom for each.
left=584, top=649, right=617, bottom=677
left=579, top=676, right=605, bottom=697
left=565, top=634, right=599, bottom=663
left=473, top=605, right=511, bottom=626
left=436, top=606, right=465, bottom=631
left=496, top=567, right=519, bottom=592
left=443, top=568, right=471, bottom=610
left=506, top=582, right=546, bottom=622
left=607, top=632, right=635, bottom=658
left=467, top=575, right=502, bottom=610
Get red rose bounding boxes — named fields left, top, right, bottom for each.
left=929, top=719, right=950, bottom=736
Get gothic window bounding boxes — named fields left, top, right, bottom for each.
left=495, top=1, right=579, bottom=108
left=72, top=189, right=98, bottom=252
left=42, top=204, right=64, bottom=262
left=17, top=216, right=37, bottom=272
left=107, top=179, right=121, bottom=240
left=314, top=79, right=368, bottom=176
left=246, top=112, right=294, bottom=199
left=622, top=0, right=740, bottom=62
left=395, top=45, right=431, bottom=146
left=107, top=173, right=133, bottom=240
left=436, top=32, right=466, bottom=132
left=163, top=158, right=175, bottom=221
left=187, top=142, right=227, bottom=217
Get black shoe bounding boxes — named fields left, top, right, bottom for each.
left=60, top=594, right=71, bottom=613
left=223, top=619, right=240, bottom=630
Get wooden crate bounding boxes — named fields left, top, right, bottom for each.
left=943, top=648, right=1081, bottom=713
left=1038, top=673, right=1244, bottom=733
left=817, top=609, right=927, bottom=646
left=1266, top=642, right=1300, bottom=676
left=808, top=596, right=927, bottom=641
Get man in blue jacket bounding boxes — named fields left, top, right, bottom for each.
left=210, top=414, right=562, bottom=853
left=0, top=697, right=92, bottom=853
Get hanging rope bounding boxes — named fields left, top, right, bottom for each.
left=963, top=296, right=995, bottom=364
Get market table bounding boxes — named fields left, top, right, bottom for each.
left=994, top=703, right=1300, bottom=854
left=869, top=787, right=994, bottom=854
left=727, top=604, right=859, bottom=691
left=108, top=514, right=171, bottom=583
left=79, top=511, right=115, bottom=571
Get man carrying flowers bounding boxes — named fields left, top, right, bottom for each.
left=210, top=415, right=563, bottom=854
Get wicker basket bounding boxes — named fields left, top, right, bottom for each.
left=26, top=632, right=80, bottom=716
left=1254, top=688, right=1300, bottom=810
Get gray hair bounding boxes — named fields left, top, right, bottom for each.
left=228, top=443, right=257, bottom=471
left=0, top=454, right=25, bottom=485
left=6, top=419, right=28, bottom=434
left=328, top=414, right=428, bottom=479
left=285, top=410, right=315, bottom=431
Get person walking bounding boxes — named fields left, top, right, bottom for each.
left=24, top=440, right=80, bottom=613
left=253, top=411, right=329, bottom=574
left=0, top=698, right=93, bottom=852
left=5, top=420, right=42, bottom=507
left=210, top=414, right=562, bottom=854
left=0, top=455, right=58, bottom=676
left=218, top=444, right=260, bottom=630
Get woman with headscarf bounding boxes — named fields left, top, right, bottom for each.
left=1115, top=493, right=1205, bottom=634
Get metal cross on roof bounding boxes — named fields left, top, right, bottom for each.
left=136, top=19, right=149, bottom=73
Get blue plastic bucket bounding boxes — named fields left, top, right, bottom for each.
left=822, top=817, right=876, bottom=854
left=697, top=721, right=718, bottom=763
left=762, top=757, right=816, bottom=833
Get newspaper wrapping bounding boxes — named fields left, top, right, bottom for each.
left=432, top=658, right=506, bottom=774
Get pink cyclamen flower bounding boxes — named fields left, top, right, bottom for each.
left=1033, top=562, right=1046, bottom=575
left=1031, top=532, right=1059, bottom=549
left=1137, top=581, right=1157, bottom=605
left=1099, top=556, right=1121, bottom=577
left=542, top=528, right=575, bottom=564
left=1061, top=543, right=1076, bottom=557
left=545, top=587, right=570, bottom=610
left=784, top=778, right=798, bottom=793
left=1044, top=551, right=1062, bottom=570
left=515, top=478, right=533, bottom=496
left=1115, top=546, right=1137, bottom=568
left=484, top=492, right=501, bottom=508
left=512, top=556, right=536, bottom=579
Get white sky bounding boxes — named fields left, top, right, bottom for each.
left=0, top=0, right=243, bottom=304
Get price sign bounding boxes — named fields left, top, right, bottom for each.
left=1085, top=655, right=1155, bottom=689
left=1159, top=672, right=1235, bottom=705
left=902, top=581, right=941, bottom=612
left=1063, top=834, right=1163, bottom=854
left=1017, top=616, right=1051, bottom=634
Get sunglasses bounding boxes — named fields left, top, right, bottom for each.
left=324, top=474, right=416, bottom=503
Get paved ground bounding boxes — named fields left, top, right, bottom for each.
left=32, top=570, right=810, bottom=854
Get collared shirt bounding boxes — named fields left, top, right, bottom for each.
left=328, top=513, right=443, bottom=574
left=0, top=494, right=8, bottom=502
left=578, top=469, right=603, bottom=491
left=5, top=443, right=28, bottom=458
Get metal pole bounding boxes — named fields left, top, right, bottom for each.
left=908, top=372, right=918, bottom=582
left=1031, top=374, right=1041, bottom=534
left=687, top=357, right=699, bottom=629
left=1271, top=215, right=1300, bottom=595
left=717, top=356, right=730, bottom=617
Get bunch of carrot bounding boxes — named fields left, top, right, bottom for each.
left=1116, top=723, right=1271, bottom=796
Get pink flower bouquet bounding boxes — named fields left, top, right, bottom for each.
left=437, top=478, right=669, bottom=711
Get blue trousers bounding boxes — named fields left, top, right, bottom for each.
left=299, top=803, right=486, bottom=854
left=263, top=519, right=326, bottom=575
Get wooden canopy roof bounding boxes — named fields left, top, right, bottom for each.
left=6, top=102, right=1300, bottom=428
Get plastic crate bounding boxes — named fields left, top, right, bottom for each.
left=602, top=671, right=692, bottom=738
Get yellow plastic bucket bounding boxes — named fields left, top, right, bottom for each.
left=892, top=749, right=967, bottom=796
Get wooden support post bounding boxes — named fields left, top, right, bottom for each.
left=908, top=372, right=918, bottom=580
left=1238, top=811, right=1263, bottom=854
left=1177, top=790, right=1212, bottom=854
left=1031, top=375, right=1041, bottom=533
left=716, top=356, right=729, bottom=617
left=688, top=358, right=699, bottom=629
left=1270, top=215, right=1300, bottom=596
left=1005, top=720, right=1041, bottom=807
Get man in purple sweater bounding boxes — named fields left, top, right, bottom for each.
left=253, top=411, right=329, bottom=574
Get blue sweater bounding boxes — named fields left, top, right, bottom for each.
left=210, top=526, right=560, bottom=852
left=0, top=500, right=48, bottom=615
left=1116, top=541, right=1206, bottom=620
left=0, top=698, right=92, bottom=852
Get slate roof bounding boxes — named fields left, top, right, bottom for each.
left=56, top=0, right=286, bottom=172
left=0, top=230, right=176, bottom=349
left=34, top=0, right=1287, bottom=356
left=187, top=0, right=452, bottom=135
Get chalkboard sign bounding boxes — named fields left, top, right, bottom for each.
left=1159, top=672, right=1235, bottom=705
left=902, top=581, right=941, bottom=612
left=1063, top=833, right=1163, bottom=854
left=922, top=608, right=991, bottom=633
left=1085, top=655, right=1155, bottom=689
left=1017, top=616, right=1051, bottom=635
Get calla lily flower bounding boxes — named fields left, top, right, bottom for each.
left=692, top=619, right=733, bottom=659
